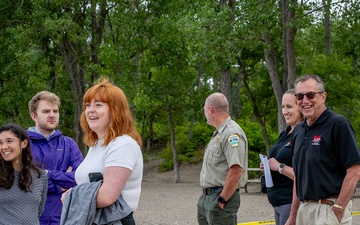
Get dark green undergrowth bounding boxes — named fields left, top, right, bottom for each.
left=154, top=120, right=275, bottom=178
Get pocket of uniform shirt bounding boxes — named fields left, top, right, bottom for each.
left=206, top=146, right=220, bottom=163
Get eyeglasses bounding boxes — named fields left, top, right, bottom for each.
left=294, top=92, right=323, bottom=101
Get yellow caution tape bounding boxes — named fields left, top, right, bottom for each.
left=237, top=211, right=360, bottom=225
left=237, top=220, right=275, bottom=225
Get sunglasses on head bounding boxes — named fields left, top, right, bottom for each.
left=294, top=92, right=323, bottom=101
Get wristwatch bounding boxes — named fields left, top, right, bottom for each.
left=218, top=196, right=228, bottom=205
left=278, top=163, right=286, bottom=174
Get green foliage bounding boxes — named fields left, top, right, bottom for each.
left=176, top=123, right=213, bottom=154
left=151, top=122, right=171, bottom=150
left=237, top=119, right=277, bottom=154
left=247, top=151, right=262, bottom=179
left=1, top=0, right=360, bottom=172
left=352, top=114, right=360, bottom=147
left=158, top=158, right=173, bottom=172
left=157, top=118, right=278, bottom=173
left=158, top=122, right=212, bottom=170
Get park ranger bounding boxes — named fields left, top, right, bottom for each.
left=197, top=92, right=248, bottom=225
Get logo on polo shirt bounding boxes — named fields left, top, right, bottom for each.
left=312, top=135, right=321, bottom=146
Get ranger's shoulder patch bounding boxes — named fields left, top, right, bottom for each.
left=228, top=134, right=240, bottom=147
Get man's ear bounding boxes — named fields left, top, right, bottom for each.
left=321, top=92, right=327, bottom=103
left=30, top=112, right=37, bottom=121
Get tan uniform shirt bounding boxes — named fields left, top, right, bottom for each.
left=200, top=117, right=248, bottom=188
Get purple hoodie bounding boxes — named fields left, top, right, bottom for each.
left=27, top=128, right=84, bottom=225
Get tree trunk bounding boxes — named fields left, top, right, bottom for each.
left=188, top=54, right=204, bottom=141
left=233, top=71, right=242, bottom=120
left=220, top=68, right=232, bottom=116
left=146, top=115, right=154, bottom=154
left=90, top=0, right=108, bottom=81
left=323, top=0, right=331, bottom=55
left=57, top=37, right=86, bottom=155
left=219, top=0, right=234, bottom=116
left=283, top=0, right=297, bottom=90
left=263, top=33, right=286, bottom=133
left=281, top=0, right=289, bottom=91
left=187, top=118, right=195, bottom=142
left=167, top=108, right=180, bottom=183
left=240, top=63, right=271, bottom=155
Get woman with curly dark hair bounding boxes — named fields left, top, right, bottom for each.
left=0, top=123, right=48, bottom=224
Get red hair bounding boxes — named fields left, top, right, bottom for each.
left=80, top=79, right=142, bottom=147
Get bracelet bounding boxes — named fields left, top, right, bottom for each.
left=333, top=204, right=345, bottom=211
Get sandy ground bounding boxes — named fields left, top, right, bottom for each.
left=134, top=161, right=360, bottom=225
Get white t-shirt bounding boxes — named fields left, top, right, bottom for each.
left=75, top=135, right=143, bottom=211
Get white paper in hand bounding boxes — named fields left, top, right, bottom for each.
left=259, top=154, right=273, bottom=188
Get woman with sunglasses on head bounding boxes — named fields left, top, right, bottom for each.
left=0, top=123, right=48, bottom=225
left=260, top=89, right=303, bottom=225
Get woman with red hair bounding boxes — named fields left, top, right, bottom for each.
left=73, top=78, right=143, bottom=225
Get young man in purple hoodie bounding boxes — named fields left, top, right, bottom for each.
left=27, top=91, right=84, bottom=225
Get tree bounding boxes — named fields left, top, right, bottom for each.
left=1, top=0, right=360, bottom=178
left=42, top=0, right=116, bottom=153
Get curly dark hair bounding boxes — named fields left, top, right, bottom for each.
left=0, top=123, right=42, bottom=191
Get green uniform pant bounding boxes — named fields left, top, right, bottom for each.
left=197, top=189, right=240, bottom=225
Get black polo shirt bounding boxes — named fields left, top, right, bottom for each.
left=267, top=126, right=294, bottom=207
left=292, top=108, right=360, bottom=200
